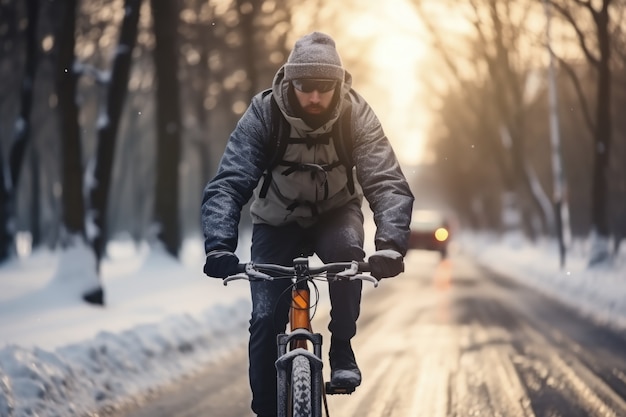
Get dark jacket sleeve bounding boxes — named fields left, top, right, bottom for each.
left=349, top=90, right=415, bottom=256
left=200, top=92, right=271, bottom=254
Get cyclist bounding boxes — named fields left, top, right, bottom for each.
left=201, top=31, right=414, bottom=417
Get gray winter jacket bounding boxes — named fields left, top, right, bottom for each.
left=201, top=67, right=414, bottom=256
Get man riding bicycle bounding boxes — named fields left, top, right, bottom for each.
left=201, top=31, right=414, bottom=417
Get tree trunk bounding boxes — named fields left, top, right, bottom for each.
left=151, top=0, right=182, bottom=257
left=0, top=148, right=9, bottom=261
left=56, top=0, right=103, bottom=305
left=57, top=0, right=86, bottom=238
left=588, top=2, right=612, bottom=266
left=87, top=0, right=143, bottom=263
left=0, top=0, right=40, bottom=262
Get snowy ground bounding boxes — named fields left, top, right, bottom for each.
left=0, top=230, right=625, bottom=417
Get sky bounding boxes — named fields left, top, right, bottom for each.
left=343, top=0, right=428, bottom=166
left=1, top=227, right=625, bottom=417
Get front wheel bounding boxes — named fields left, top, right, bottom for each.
left=291, top=355, right=312, bottom=417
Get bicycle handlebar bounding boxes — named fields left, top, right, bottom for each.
left=223, top=257, right=377, bottom=287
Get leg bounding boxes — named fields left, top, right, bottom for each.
left=314, top=201, right=365, bottom=388
left=314, top=201, right=365, bottom=340
left=248, top=222, right=309, bottom=416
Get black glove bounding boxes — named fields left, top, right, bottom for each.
left=368, top=249, right=404, bottom=280
left=203, top=250, right=240, bottom=278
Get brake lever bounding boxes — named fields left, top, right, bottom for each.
left=333, top=262, right=378, bottom=287
left=223, top=273, right=249, bottom=286
left=335, top=261, right=359, bottom=278
left=223, top=264, right=273, bottom=286
left=351, top=274, right=378, bottom=287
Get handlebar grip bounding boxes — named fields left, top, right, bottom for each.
left=358, top=262, right=370, bottom=273
left=235, top=263, right=247, bottom=273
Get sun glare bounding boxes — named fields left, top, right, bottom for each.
left=342, top=1, right=429, bottom=166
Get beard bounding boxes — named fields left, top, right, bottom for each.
left=289, top=87, right=340, bottom=130
left=301, top=107, right=332, bottom=129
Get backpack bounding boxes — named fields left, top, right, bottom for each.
left=259, top=93, right=355, bottom=198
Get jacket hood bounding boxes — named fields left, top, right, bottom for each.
left=271, top=65, right=353, bottom=135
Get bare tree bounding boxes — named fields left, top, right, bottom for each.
left=51, top=0, right=143, bottom=306
left=549, top=0, right=616, bottom=266
left=56, top=0, right=85, bottom=245
left=0, top=0, right=40, bottom=262
left=471, top=0, right=554, bottom=238
left=56, top=0, right=104, bottom=305
left=87, top=0, right=143, bottom=264
left=151, top=0, right=182, bottom=257
left=412, top=0, right=552, bottom=237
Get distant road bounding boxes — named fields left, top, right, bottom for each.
left=109, top=250, right=626, bottom=417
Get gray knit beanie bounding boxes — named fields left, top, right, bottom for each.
left=284, top=32, right=345, bottom=81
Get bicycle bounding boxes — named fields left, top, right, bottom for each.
left=223, top=256, right=378, bottom=417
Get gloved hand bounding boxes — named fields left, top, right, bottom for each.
left=203, top=250, right=240, bottom=278
left=368, top=249, right=404, bottom=280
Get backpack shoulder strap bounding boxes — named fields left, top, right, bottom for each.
left=332, top=95, right=355, bottom=194
left=259, top=93, right=289, bottom=198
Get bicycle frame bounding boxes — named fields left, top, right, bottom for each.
left=276, top=258, right=324, bottom=417
left=224, top=257, right=375, bottom=417
left=290, top=281, right=312, bottom=345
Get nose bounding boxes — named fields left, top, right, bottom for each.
left=309, top=90, right=321, bottom=103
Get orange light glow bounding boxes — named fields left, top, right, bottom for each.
left=435, top=228, right=449, bottom=242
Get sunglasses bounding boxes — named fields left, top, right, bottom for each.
left=292, top=79, right=338, bottom=93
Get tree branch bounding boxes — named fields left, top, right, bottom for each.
left=550, top=0, right=600, bottom=67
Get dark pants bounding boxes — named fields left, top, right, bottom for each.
left=248, top=201, right=365, bottom=416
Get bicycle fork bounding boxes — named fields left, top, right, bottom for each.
left=276, top=280, right=326, bottom=417
left=276, top=328, right=324, bottom=417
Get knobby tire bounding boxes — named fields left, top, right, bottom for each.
left=291, top=355, right=312, bottom=417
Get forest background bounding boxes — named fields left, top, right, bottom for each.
left=1, top=0, right=624, bottom=305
